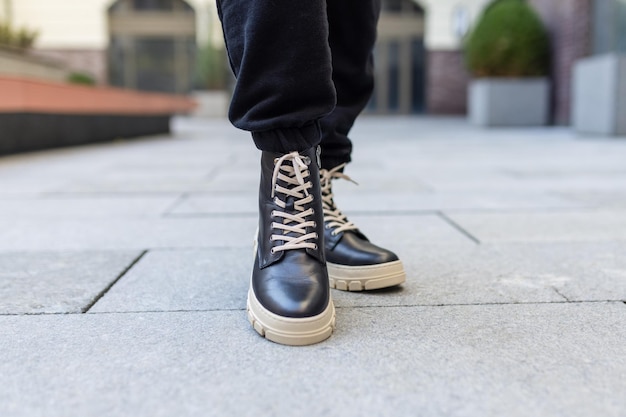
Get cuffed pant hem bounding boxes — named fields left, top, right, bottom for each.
left=251, top=122, right=322, bottom=154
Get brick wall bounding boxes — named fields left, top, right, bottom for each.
left=529, top=0, right=593, bottom=125
left=426, top=50, right=470, bottom=114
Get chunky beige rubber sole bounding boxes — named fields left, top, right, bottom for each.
left=247, top=288, right=336, bottom=346
left=328, top=260, right=406, bottom=291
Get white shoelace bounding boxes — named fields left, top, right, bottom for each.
left=320, top=163, right=359, bottom=236
left=269, top=152, right=319, bottom=254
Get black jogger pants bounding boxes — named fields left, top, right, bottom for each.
left=217, top=0, right=381, bottom=169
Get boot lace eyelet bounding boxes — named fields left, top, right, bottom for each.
left=270, top=248, right=276, bottom=254
left=312, top=244, right=318, bottom=250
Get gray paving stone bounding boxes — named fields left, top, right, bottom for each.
left=197, top=169, right=264, bottom=193
left=0, top=214, right=467, bottom=251
left=0, top=196, right=180, bottom=218
left=334, top=241, right=626, bottom=307
left=415, top=173, right=626, bottom=193
left=167, top=194, right=257, bottom=215
left=559, top=191, right=626, bottom=208
left=333, top=244, right=561, bottom=307
left=0, top=178, right=68, bottom=195
left=89, top=243, right=566, bottom=314
left=170, top=190, right=581, bottom=215
left=0, top=217, right=258, bottom=251
left=92, top=240, right=626, bottom=313
left=1, top=303, right=624, bottom=417
left=326, top=172, right=432, bottom=193
left=4, top=116, right=626, bottom=417
left=0, top=251, right=141, bottom=314
left=54, top=154, right=262, bottom=193
left=0, top=131, right=255, bottom=196
left=447, top=210, right=626, bottom=242
left=318, top=187, right=582, bottom=212
left=90, top=248, right=250, bottom=312
left=58, top=175, right=221, bottom=193
left=496, top=241, right=626, bottom=302
left=343, top=213, right=474, bottom=247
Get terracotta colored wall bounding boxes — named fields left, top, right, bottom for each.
left=0, top=76, right=196, bottom=115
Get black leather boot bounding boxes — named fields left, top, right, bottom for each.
left=247, top=147, right=335, bottom=346
left=320, top=164, right=406, bottom=291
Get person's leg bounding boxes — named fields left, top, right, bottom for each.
left=217, top=0, right=336, bottom=345
left=217, top=0, right=336, bottom=153
left=319, top=0, right=380, bottom=170
left=319, top=0, right=406, bottom=291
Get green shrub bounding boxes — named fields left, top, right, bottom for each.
left=67, top=72, right=96, bottom=86
left=0, top=21, right=38, bottom=50
left=465, top=0, right=550, bottom=77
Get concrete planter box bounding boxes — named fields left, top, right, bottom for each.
left=469, top=78, right=550, bottom=126
left=572, top=53, right=626, bottom=136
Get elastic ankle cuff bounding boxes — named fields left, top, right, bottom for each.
left=252, top=122, right=322, bottom=153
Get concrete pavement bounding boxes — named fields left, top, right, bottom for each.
left=1, top=116, right=625, bottom=416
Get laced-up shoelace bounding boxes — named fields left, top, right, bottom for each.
left=269, top=152, right=319, bottom=254
left=319, top=163, right=359, bottom=236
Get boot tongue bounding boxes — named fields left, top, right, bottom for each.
left=285, top=198, right=296, bottom=212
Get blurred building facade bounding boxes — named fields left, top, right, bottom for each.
left=374, top=0, right=488, bottom=115
left=0, top=0, right=218, bottom=90
left=529, top=0, right=593, bottom=125
left=107, top=0, right=197, bottom=94
left=1, top=0, right=625, bottom=122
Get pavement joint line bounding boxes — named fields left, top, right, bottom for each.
left=204, top=164, right=224, bottom=181
left=200, top=153, right=238, bottom=181
left=133, top=204, right=598, bottom=219
left=437, top=211, right=481, bottom=245
left=39, top=192, right=189, bottom=197
left=439, top=206, right=598, bottom=214
left=141, top=245, right=254, bottom=251
left=335, top=299, right=625, bottom=308
left=82, top=250, right=148, bottom=313
left=164, top=212, right=257, bottom=219
left=2, top=300, right=624, bottom=317
left=162, top=206, right=604, bottom=219
left=552, top=286, right=571, bottom=302
left=376, top=207, right=606, bottom=216
left=164, top=190, right=259, bottom=196
left=0, top=193, right=185, bottom=201
left=160, top=192, right=190, bottom=217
